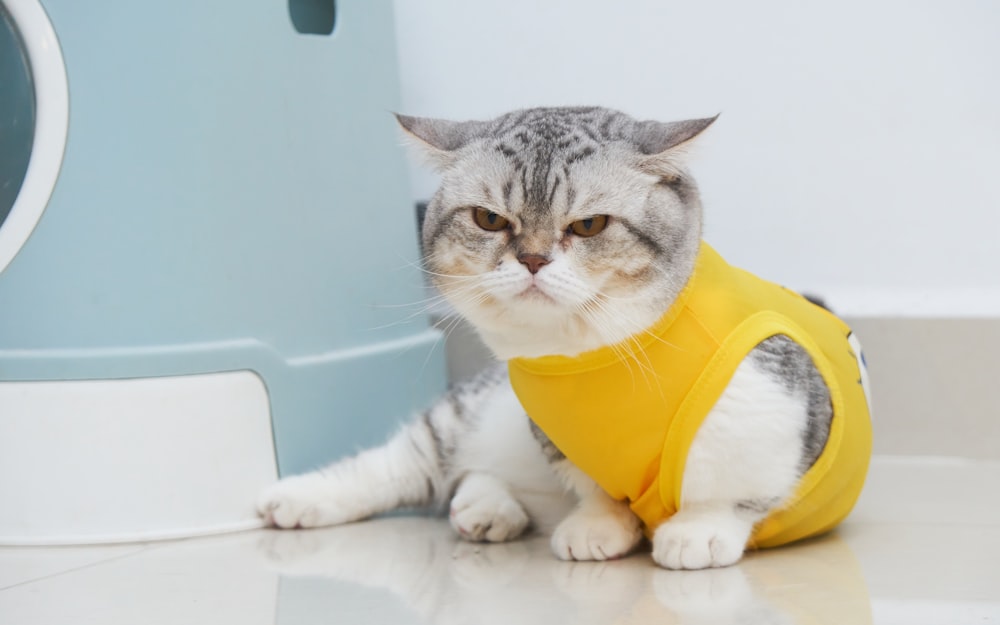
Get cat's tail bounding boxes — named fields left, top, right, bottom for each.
left=802, top=293, right=832, bottom=312
left=258, top=364, right=506, bottom=528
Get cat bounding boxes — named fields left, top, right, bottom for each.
left=257, top=107, right=872, bottom=570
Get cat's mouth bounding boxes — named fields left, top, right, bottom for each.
left=516, top=283, right=558, bottom=305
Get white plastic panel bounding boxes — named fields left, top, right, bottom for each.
left=0, top=370, right=277, bottom=545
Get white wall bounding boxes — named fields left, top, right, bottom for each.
left=393, top=0, right=1000, bottom=316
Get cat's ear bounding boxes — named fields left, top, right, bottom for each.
left=395, top=114, right=486, bottom=170
left=633, top=115, right=719, bottom=177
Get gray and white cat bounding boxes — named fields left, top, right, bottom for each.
left=258, top=107, right=834, bottom=570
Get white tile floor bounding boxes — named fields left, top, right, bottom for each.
left=2, top=456, right=998, bottom=625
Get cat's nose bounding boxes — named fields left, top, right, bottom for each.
left=517, top=254, right=551, bottom=275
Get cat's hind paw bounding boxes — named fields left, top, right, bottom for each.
left=449, top=473, right=530, bottom=543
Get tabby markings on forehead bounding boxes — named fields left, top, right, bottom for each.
left=449, top=108, right=654, bottom=228
left=579, top=123, right=600, bottom=143
left=548, top=177, right=562, bottom=210
left=564, top=145, right=595, bottom=166
left=493, top=109, right=532, bottom=135
left=480, top=182, right=499, bottom=208
left=564, top=175, right=577, bottom=214
left=502, top=179, right=514, bottom=208
left=527, top=154, right=554, bottom=208
left=599, top=115, right=614, bottom=138
left=556, top=137, right=574, bottom=150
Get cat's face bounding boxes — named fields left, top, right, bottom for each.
left=402, top=107, right=715, bottom=359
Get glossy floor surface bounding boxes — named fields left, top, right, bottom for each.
left=2, top=456, right=998, bottom=625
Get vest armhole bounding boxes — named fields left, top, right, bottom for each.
left=658, top=311, right=846, bottom=514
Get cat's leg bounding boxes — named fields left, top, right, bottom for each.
left=445, top=380, right=567, bottom=543
left=257, top=419, right=448, bottom=528
left=526, top=420, right=643, bottom=561
left=258, top=366, right=511, bottom=528
left=651, top=336, right=831, bottom=570
left=549, top=461, right=644, bottom=561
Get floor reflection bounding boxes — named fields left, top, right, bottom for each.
left=257, top=516, right=872, bottom=625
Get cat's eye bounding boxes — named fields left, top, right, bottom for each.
left=472, top=207, right=510, bottom=231
left=568, top=215, right=609, bottom=237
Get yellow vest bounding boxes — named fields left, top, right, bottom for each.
left=508, top=243, right=872, bottom=548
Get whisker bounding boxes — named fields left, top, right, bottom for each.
left=578, top=297, right=661, bottom=392
left=575, top=298, right=639, bottom=388
left=404, top=292, right=491, bottom=382
left=363, top=278, right=489, bottom=333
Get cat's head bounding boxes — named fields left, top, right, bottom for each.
left=400, top=107, right=715, bottom=360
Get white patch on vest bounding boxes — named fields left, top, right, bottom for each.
left=847, top=331, right=873, bottom=417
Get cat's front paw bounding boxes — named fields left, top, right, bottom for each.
left=257, top=473, right=360, bottom=529
left=550, top=502, right=643, bottom=561
left=651, top=508, right=752, bottom=570
left=449, top=473, right=529, bottom=543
